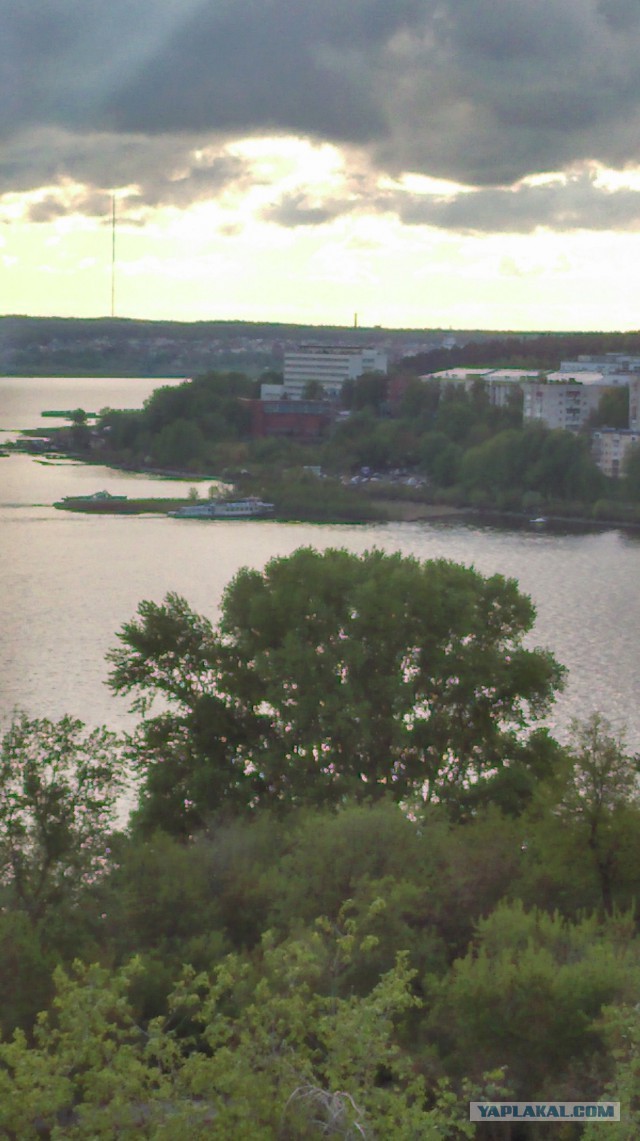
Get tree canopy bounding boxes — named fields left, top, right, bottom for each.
left=2, top=707, right=640, bottom=1126
left=108, top=547, right=564, bottom=832
left=0, top=714, right=123, bottom=923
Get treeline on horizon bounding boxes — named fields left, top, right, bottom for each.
left=0, top=315, right=441, bottom=378
left=398, top=329, right=640, bottom=375
left=1, top=547, right=640, bottom=1138
left=5, top=314, right=640, bottom=377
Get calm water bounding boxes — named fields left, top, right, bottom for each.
left=2, top=377, right=639, bottom=750
left=0, top=375, right=187, bottom=438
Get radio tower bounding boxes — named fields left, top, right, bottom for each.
left=110, top=194, right=116, bottom=318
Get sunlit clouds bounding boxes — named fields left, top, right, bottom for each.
left=5, top=1, right=640, bottom=328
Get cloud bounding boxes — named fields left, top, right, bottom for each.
left=5, top=0, right=640, bottom=231
left=0, top=127, right=250, bottom=215
left=262, top=191, right=354, bottom=228
left=261, top=169, right=640, bottom=234
left=376, top=171, right=640, bottom=233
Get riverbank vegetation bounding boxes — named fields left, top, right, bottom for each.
left=1, top=549, right=639, bottom=1137
left=53, top=496, right=199, bottom=515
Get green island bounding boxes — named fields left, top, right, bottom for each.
left=52, top=488, right=441, bottom=523
left=54, top=496, right=208, bottom=516
left=20, top=329, right=640, bottom=528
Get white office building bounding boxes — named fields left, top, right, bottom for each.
left=282, top=345, right=388, bottom=399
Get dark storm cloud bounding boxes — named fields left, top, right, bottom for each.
left=5, top=0, right=640, bottom=230
left=381, top=173, right=640, bottom=233
left=0, top=127, right=249, bottom=213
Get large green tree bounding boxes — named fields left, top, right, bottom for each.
left=0, top=714, right=123, bottom=923
left=556, top=714, right=640, bottom=915
left=108, top=549, right=563, bottom=831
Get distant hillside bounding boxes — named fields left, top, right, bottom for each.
left=398, top=330, right=640, bottom=375
left=3, top=315, right=639, bottom=378
left=0, top=315, right=532, bottom=377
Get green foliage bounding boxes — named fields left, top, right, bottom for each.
left=397, top=377, right=442, bottom=424
left=108, top=549, right=563, bottom=830
left=434, top=390, right=479, bottom=445
left=253, top=469, right=383, bottom=522
left=341, top=371, right=389, bottom=413
left=583, top=1001, right=640, bottom=1140
left=261, top=802, right=448, bottom=989
left=557, top=715, right=640, bottom=914
left=419, top=431, right=463, bottom=486
left=623, top=440, right=640, bottom=500
left=0, top=909, right=475, bottom=1140
left=591, top=386, right=629, bottom=430
left=107, top=593, right=259, bottom=833
left=219, top=548, right=563, bottom=812
left=153, top=418, right=207, bottom=470
left=431, top=902, right=640, bottom=1100
left=0, top=714, right=123, bottom=922
left=0, top=911, right=57, bottom=1036
left=96, top=372, right=254, bottom=470
left=460, top=425, right=604, bottom=506
left=490, top=715, right=640, bottom=922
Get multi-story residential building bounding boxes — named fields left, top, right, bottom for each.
left=629, top=377, right=640, bottom=431
left=484, top=369, right=540, bottom=407
left=418, top=367, right=538, bottom=408
left=546, top=370, right=605, bottom=385
left=592, top=429, right=640, bottom=477
left=557, top=354, right=640, bottom=386
left=522, top=382, right=607, bottom=431
left=282, top=345, right=388, bottom=399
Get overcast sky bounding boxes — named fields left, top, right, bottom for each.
left=4, top=0, right=640, bottom=329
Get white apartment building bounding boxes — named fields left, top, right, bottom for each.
left=592, top=429, right=640, bottom=478
left=558, top=354, right=640, bottom=386
left=420, top=367, right=538, bottom=408
left=629, top=377, right=640, bottom=431
left=546, top=370, right=605, bottom=385
left=522, top=382, right=608, bottom=431
left=282, top=345, right=388, bottom=399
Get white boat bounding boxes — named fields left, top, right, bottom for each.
left=168, top=497, right=274, bottom=520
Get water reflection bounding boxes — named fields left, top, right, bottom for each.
left=1, top=486, right=638, bottom=752
left=1, top=377, right=638, bottom=752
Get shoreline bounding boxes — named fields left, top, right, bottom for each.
left=14, top=444, right=639, bottom=532
left=51, top=491, right=640, bottom=534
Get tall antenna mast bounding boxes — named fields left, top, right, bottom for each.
left=110, top=194, right=116, bottom=318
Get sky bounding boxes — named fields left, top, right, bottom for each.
left=4, top=0, right=640, bottom=331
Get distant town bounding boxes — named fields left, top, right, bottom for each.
left=7, top=316, right=640, bottom=523
left=0, top=314, right=470, bottom=377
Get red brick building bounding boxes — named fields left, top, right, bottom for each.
left=249, top=399, right=336, bottom=440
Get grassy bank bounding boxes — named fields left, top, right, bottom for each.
left=53, top=498, right=192, bottom=515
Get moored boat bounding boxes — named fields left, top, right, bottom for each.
left=168, top=496, right=274, bottom=519
left=60, top=490, right=128, bottom=503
